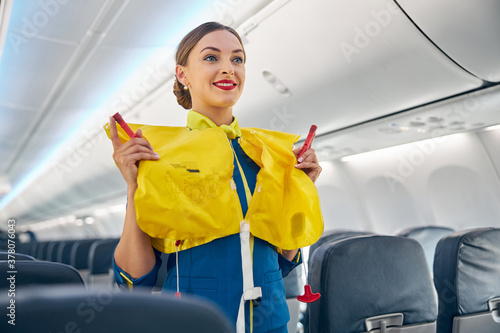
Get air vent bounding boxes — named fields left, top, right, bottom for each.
left=262, top=70, right=292, bottom=97
left=428, top=116, right=444, bottom=123
left=409, top=121, right=426, bottom=127
left=379, top=127, right=402, bottom=134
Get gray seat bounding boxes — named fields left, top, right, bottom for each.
left=308, top=229, right=374, bottom=272
left=397, top=225, right=454, bottom=271
left=0, top=251, right=36, bottom=261
left=47, top=241, right=62, bottom=262
left=0, top=261, right=84, bottom=289
left=87, top=238, right=119, bottom=288
left=71, top=239, right=99, bottom=270
left=0, top=286, right=235, bottom=332
left=57, top=240, right=78, bottom=264
left=433, top=227, right=500, bottom=333
left=36, top=241, right=50, bottom=260
left=302, top=230, right=374, bottom=332
left=308, top=235, right=437, bottom=333
left=71, top=239, right=100, bottom=282
left=153, top=251, right=171, bottom=293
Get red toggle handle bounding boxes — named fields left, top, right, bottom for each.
left=297, top=284, right=321, bottom=303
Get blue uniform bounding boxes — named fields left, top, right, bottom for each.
left=114, top=135, right=301, bottom=332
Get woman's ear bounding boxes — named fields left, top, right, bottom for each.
left=175, top=65, right=188, bottom=86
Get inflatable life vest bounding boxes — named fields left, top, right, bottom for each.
left=104, top=111, right=323, bottom=253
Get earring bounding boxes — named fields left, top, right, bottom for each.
left=183, top=85, right=188, bottom=91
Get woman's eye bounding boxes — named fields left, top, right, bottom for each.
left=232, top=57, right=243, bottom=64
left=204, top=55, right=217, bottom=62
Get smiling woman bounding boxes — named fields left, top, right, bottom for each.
left=173, top=22, right=246, bottom=123
left=108, top=21, right=324, bottom=333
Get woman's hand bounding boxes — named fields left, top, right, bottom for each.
left=293, top=145, right=322, bottom=183
left=109, top=116, right=160, bottom=188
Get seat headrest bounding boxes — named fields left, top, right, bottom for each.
left=309, top=235, right=437, bottom=332
left=433, top=227, right=500, bottom=333
left=0, top=286, right=235, bottom=333
left=397, top=226, right=455, bottom=269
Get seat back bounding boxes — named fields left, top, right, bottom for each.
left=308, top=230, right=373, bottom=271
left=0, top=287, right=235, bottom=333
left=397, top=225, right=454, bottom=270
left=309, top=235, right=437, bottom=333
left=153, top=251, right=171, bottom=293
left=57, top=240, right=77, bottom=263
left=71, top=239, right=98, bottom=269
left=87, top=238, right=119, bottom=288
left=36, top=241, right=49, bottom=260
left=47, top=241, right=61, bottom=262
left=88, top=238, right=119, bottom=275
left=433, top=227, right=500, bottom=333
left=0, top=251, right=36, bottom=261
left=302, top=230, right=374, bottom=332
left=0, top=261, right=84, bottom=288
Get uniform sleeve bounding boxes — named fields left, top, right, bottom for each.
left=278, top=249, right=302, bottom=278
left=113, top=247, right=162, bottom=291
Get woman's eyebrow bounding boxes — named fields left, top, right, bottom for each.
left=200, top=46, right=244, bottom=54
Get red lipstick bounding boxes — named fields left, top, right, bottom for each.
left=213, top=79, right=237, bottom=90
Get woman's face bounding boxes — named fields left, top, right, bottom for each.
left=179, top=30, right=246, bottom=111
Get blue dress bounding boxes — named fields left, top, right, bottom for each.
left=114, top=137, right=301, bottom=332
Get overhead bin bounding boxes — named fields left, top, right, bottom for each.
left=237, top=0, right=482, bottom=135
left=397, top=0, right=500, bottom=82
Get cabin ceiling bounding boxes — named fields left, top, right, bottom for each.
left=0, top=0, right=499, bottom=227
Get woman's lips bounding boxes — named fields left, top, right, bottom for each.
left=213, top=79, right=237, bottom=90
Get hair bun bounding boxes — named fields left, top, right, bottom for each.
left=173, top=78, right=192, bottom=110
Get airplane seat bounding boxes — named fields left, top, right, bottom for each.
left=58, top=240, right=77, bottom=264
left=307, top=229, right=375, bottom=271
left=17, top=242, right=33, bottom=255
left=0, top=286, right=235, bottom=333
left=29, top=242, right=39, bottom=257
left=36, top=241, right=49, bottom=260
left=47, top=241, right=62, bottom=262
left=87, top=238, right=119, bottom=289
left=301, top=230, right=374, bottom=333
left=308, top=235, right=437, bottom=333
left=0, top=261, right=85, bottom=289
left=71, top=239, right=100, bottom=282
left=433, top=227, right=500, bottom=333
left=153, top=251, right=171, bottom=293
left=0, top=251, right=36, bottom=261
left=397, top=225, right=454, bottom=271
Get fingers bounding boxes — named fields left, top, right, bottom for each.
left=294, top=147, right=321, bottom=183
left=121, top=143, right=159, bottom=160
left=115, top=152, right=160, bottom=167
left=109, top=116, right=122, bottom=150
left=109, top=117, right=156, bottom=152
left=295, top=148, right=318, bottom=164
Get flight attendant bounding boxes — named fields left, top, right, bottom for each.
left=107, top=22, right=323, bottom=332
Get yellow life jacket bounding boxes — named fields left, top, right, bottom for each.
left=104, top=111, right=323, bottom=253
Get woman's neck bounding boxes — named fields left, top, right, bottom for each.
left=191, top=104, right=233, bottom=126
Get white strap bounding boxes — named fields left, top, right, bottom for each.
left=236, top=294, right=246, bottom=333
left=236, top=221, right=262, bottom=333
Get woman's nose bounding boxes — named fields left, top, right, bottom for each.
left=220, top=59, right=234, bottom=75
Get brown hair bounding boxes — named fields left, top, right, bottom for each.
left=173, top=22, right=246, bottom=110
